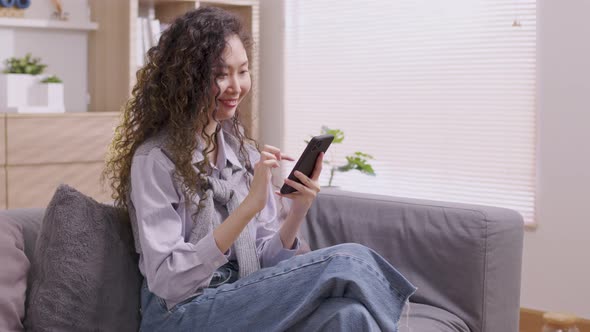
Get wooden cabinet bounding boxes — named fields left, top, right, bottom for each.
left=0, top=113, right=119, bottom=209
left=87, top=0, right=259, bottom=138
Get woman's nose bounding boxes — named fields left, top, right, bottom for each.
left=227, top=74, right=241, bottom=94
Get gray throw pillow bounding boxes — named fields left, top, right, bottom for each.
left=25, top=184, right=142, bottom=332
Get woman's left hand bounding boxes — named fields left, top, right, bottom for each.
left=275, top=152, right=324, bottom=217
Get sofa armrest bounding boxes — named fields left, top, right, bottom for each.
left=0, top=208, right=45, bottom=261
left=300, top=189, right=524, bottom=332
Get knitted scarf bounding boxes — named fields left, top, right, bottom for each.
left=128, top=130, right=260, bottom=280
left=188, top=163, right=260, bottom=278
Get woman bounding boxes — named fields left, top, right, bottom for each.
left=104, top=7, right=415, bottom=331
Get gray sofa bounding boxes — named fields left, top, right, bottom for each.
left=1, top=189, right=523, bottom=331
left=301, top=189, right=524, bottom=332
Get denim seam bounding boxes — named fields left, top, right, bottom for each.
left=155, top=295, right=168, bottom=313
left=340, top=255, right=409, bottom=302
left=166, top=294, right=204, bottom=314
left=142, top=282, right=170, bottom=313
left=213, top=253, right=407, bottom=301
left=171, top=253, right=345, bottom=310
left=215, top=254, right=338, bottom=294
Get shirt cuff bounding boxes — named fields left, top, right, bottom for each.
left=224, top=248, right=232, bottom=258
left=261, top=232, right=300, bottom=267
left=195, top=232, right=229, bottom=272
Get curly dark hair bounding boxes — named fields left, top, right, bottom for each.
left=103, top=6, right=257, bottom=213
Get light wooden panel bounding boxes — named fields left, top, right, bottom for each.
left=520, top=308, right=590, bottom=332
left=155, top=2, right=198, bottom=23
left=7, top=162, right=112, bottom=209
left=88, top=0, right=133, bottom=112
left=0, top=114, right=5, bottom=165
left=6, top=113, right=118, bottom=165
left=0, top=167, right=6, bottom=209
left=139, top=0, right=196, bottom=4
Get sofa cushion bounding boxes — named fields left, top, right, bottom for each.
left=0, top=208, right=44, bottom=311
left=0, top=208, right=44, bottom=262
left=0, top=219, right=29, bottom=332
left=400, top=302, right=469, bottom=332
left=24, top=184, right=142, bottom=332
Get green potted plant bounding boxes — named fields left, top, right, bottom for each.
left=1, top=54, right=65, bottom=113
left=0, top=53, right=47, bottom=111
left=2, top=53, right=47, bottom=75
left=41, top=75, right=63, bottom=83
left=308, top=126, right=376, bottom=187
left=36, top=75, right=65, bottom=111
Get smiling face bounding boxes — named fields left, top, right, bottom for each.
left=209, top=34, right=251, bottom=123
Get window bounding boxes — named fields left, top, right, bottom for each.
left=283, top=0, right=537, bottom=224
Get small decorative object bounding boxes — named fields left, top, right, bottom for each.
left=0, top=0, right=16, bottom=7
left=542, top=312, right=580, bottom=332
left=307, top=126, right=376, bottom=187
left=3, top=53, right=47, bottom=75
left=13, top=0, right=30, bottom=9
left=41, top=75, right=62, bottom=83
left=35, top=75, right=65, bottom=111
left=512, top=19, right=521, bottom=27
left=1, top=54, right=65, bottom=113
left=50, top=0, right=69, bottom=21
left=0, top=72, right=37, bottom=110
left=28, top=74, right=65, bottom=112
left=0, top=0, right=30, bottom=17
left=1, top=53, right=46, bottom=111
left=0, top=7, right=24, bottom=17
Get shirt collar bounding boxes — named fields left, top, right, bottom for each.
left=192, top=127, right=243, bottom=170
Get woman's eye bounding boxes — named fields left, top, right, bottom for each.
left=240, top=70, right=249, bottom=75
left=217, top=73, right=229, bottom=78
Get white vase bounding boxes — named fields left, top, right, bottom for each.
left=28, top=82, right=65, bottom=113
left=0, top=73, right=38, bottom=112
left=29, top=82, right=64, bottom=108
left=46, top=83, right=65, bottom=109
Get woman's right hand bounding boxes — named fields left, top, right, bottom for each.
left=246, top=145, right=294, bottom=212
left=215, top=145, right=294, bottom=254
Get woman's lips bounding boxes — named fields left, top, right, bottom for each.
left=219, top=99, right=238, bottom=108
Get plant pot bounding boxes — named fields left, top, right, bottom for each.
left=29, top=82, right=65, bottom=113
left=0, top=73, right=38, bottom=111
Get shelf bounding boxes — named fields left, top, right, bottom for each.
left=3, top=111, right=119, bottom=118
left=1, top=106, right=65, bottom=114
left=138, top=0, right=195, bottom=4
left=0, top=17, right=98, bottom=31
left=200, top=0, right=259, bottom=5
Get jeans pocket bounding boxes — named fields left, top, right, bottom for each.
left=167, top=290, right=215, bottom=314
left=155, top=295, right=169, bottom=312
left=166, top=295, right=197, bottom=314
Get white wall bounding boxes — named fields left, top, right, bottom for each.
left=521, top=0, right=590, bottom=319
left=0, top=0, right=93, bottom=112
left=260, top=0, right=590, bottom=318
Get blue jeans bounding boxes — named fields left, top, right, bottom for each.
left=140, top=243, right=416, bottom=332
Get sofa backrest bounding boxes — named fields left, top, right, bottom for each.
left=0, top=208, right=44, bottom=269
left=0, top=208, right=45, bottom=317
left=301, top=189, right=524, bottom=332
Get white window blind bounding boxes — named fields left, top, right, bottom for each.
left=283, top=0, right=537, bottom=224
